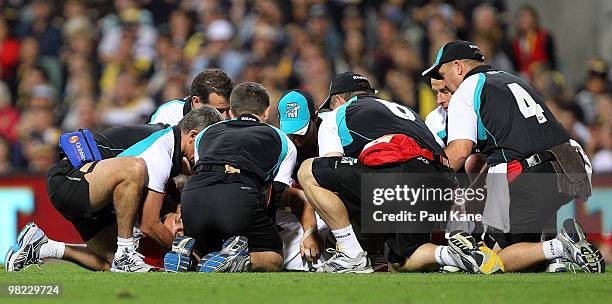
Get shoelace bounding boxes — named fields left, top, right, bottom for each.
left=567, top=262, right=579, bottom=273
left=314, top=247, right=342, bottom=270
left=127, top=251, right=148, bottom=265
left=21, top=259, right=45, bottom=271
left=450, top=238, right=472, bottom=253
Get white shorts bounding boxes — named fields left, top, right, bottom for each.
left=276, top=209, right=329, bottom=271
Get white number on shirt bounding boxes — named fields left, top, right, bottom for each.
left=375, top=99, right=416, bottom=121
left=508, top=83, right=547, bottom=124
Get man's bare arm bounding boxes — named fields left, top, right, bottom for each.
left=140, top=190, right=175, bottom=249
left=445, top=139, right=474, bottom=172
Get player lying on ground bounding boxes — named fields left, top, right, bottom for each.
left=165, top=82, right=297, bottom=272
left=423, top=40, right=605, bottom=273
left=5, top=107, right=223, bottom=273
left=298, top=72, right=504, bottom=274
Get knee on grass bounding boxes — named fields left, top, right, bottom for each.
left=250, top=251, right=284, bottom=272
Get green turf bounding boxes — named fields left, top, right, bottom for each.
left=1, top=263, right=611, bottom=304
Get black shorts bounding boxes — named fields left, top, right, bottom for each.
left=485, top=161, right=571, bottom=249
left=311, top=156, right=454, bottom=264
left=46, top=159, right=116, bottom=241
left=181, top=172, right=282, bottom=255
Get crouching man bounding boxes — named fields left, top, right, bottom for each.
left=5, top=107, right=223, bottom=272
left=173, top=82, right=297, bottom=272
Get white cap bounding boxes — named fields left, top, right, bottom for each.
left=207, top=19, right=234, bottom=41
left=31, top=84, right=56, bottom=100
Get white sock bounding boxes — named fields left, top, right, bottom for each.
left=542, top=239, right=564, bottom=260
left=39, top=240, right=65, bottom=260
left=435, top=246, right=458, bottom=267
left=116, top=237, right=135, bottom=256
left=331, top=225, right=364, bottom=258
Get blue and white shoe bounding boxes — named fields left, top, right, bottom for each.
left=198, top=236, right=250, bottom=273
left=5, top=223, right=48, bottom=272
left=164, top=236, right=195, bottom=272
left=557, top=218, right=605, bottom=273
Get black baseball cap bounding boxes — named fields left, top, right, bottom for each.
left=421, top=40, right=485, bottom=80
left=320, top=72, right=376, bottom=109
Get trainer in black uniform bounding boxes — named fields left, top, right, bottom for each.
left=45, top=106, right=223, bottom=272
left=181, top=82, right=296, bottom=272
left=423, top=40, right=604, bottom=273
left=297, top=72, right=492, bottom=274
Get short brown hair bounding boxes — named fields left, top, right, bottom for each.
left=190, top=68, right=233, bottom=102
left=230, top=82, right=270, bottom=116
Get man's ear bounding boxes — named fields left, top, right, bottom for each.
left=189, top=130, right=198, bottom=142
left=191, top=96, right=201, bottom=108
left=263, top=106, right=270, bottom=121
left=455, top=60, right=464, bottom=76
left=229, top=109, right=237, bottom=119
left=332, top=95, right=345, bottom=109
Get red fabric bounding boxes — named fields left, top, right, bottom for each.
left=358, top=134, right=434, bottom=166
left=506, top=160, right=523, bottom=184
left=0, top=106, right=20, bottom=143
left=140, top=238, right=165, bottom=268
left=0, top=39, right=20, bottom=79
left=512, top=30, right=550, bottom=79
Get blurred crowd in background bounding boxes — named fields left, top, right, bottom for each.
left=0, top=0, right=610, bottom=174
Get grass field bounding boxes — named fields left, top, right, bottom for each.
left=1, top=263, right=611, bottom=304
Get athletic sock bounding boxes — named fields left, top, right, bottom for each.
left=39, top=240, right=66, bottom=260
left=542, top=239, right=564, bottom=260
left=435, top=246, right=458, bottom=267
left=116, top=237, right=135, bottom=257
left=331, top=225, right=364, bottom=258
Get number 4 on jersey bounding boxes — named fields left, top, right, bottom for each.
left=508, top=83, right=547, bottom=124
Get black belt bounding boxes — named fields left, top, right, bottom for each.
left=519, top=151, right=555, bottom=169
left=198, top=164, right=225, bottom=172
left=194, top=163, right=242, bottom=174
left=195, top=163, right=229, bottom=173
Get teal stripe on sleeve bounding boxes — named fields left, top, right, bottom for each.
left=472, top=73, right=507, bottom=161
left=268, top=125, right=289, bottom=180
left=118, top=127, right=173, bottom=157
left=336, top=98, right=356, bottom=147
left=473, top=73, right=487, bottom=141
left=437, top=129, right=447, bottom=140
left=149, top=99, right=185, bottom=124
